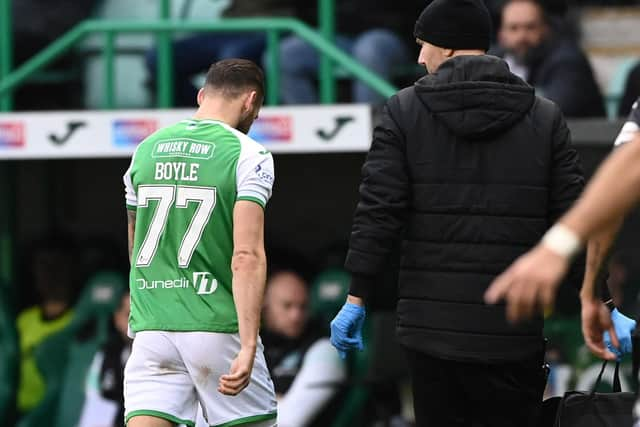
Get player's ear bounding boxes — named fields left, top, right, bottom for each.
left=197, top=88, right=206, bottom=106
left=243, top=90, right=258, bottom=112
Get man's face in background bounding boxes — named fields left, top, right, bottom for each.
left=499, top=0, right=549, bottom=62
left=263, top=271, right=309, bottom=339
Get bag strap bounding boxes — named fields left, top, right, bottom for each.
left=592, top=361, right=622, bottom=394
left=613, top=362, right=622, bottom=393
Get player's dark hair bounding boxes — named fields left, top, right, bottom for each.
left=204, top=58, right=265, bottom=104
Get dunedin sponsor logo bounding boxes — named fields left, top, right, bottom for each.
left=113, top=119, right=157, bottom=147
left=0, top=122, right=25, bottom=148
left=136, top=272, right=218, bottom=295
left=249, top=116, right=292, bottom=143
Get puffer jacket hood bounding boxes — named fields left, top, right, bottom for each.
left=415, top=55, right=535, bottom=139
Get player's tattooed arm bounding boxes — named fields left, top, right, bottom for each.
left=127, top=210, right=136, bottom=264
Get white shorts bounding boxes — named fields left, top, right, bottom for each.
left=124, top=331, right=277, bottom=427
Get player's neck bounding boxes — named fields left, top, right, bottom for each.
left=193, top=99, right=240, bottom=129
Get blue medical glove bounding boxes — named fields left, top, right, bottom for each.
left=330, top=302, right=366, bottom=360
left=604, top=308, right=637, bottom=359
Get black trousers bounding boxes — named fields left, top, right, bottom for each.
left=405, top=347, right=545, bottom=427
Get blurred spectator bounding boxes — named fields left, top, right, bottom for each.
left=11, top=0, right=99, bottom=110
left=278, top=0, right=425, bottom=105
left=0, top=285, right=18, bottom=425
left=77, top=292, right=131, bottom=427
left=495, top=0, right=606, bottom=117
left=146, top=0, right=298, bottom=107
left=12, top=0, right=97, bottom=64
left=79, top=236, right=128, bottom=284
left=261, top=270, right=346, bottom=427
left=619, top=62, right=640, bottom=117
left=16, top=238, right=76, bottom=415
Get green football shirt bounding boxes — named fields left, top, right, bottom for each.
left=123, top=119, right=275, bottom=333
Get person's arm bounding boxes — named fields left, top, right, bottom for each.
left=580, top=221, right=622, bottom=301
left=277, top=339, right=347, bottom=427
left=331, top=95, right=409, bottom=357
left=218, top=145, right=274, bottom=396
left=344, top=95, right=410, bottom=303
left=580, top=221, right=623, bottom=360
left=218, top=201, right=267, bottom=396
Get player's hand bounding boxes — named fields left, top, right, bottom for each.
left=581, top=297, right=619, bottom=361
left=484, top=244, right=569, bottom=323
left=330, top=297, right=366, bottom=360
left=218, top=347, right=255, bottom=396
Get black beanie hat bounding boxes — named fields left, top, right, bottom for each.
left=414, top=0, right=492, bottom=51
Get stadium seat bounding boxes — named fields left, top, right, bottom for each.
left=309, top=267, right=351, bottom=324
left=16, top=271, right=126, bottom=427
left=81, top=0, right=156, bottom=109
left=83, top=0, right=229, bottom=109
left=606, top=57, right=640, bottom=119
left=54, top=271, right=127, bottom=427
left=0, top=290, right=19, bottom=424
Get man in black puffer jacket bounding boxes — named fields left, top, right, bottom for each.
left=329, top=1, right=585, bottom=426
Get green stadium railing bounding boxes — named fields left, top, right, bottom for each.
left=0, top=18, right=398, bottom=109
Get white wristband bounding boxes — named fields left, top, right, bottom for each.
left=542, top=224, right=583, bottom=259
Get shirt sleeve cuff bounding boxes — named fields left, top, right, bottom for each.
left=349, top=273, right=375, bottom=299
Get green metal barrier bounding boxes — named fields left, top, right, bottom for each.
left=319, top=0, right=336, bottom=104
left=0, top=18, right=398, bottom=109
left=0, top=0, right=12, bottom=288
left=0, top=0, right=12, bottom=111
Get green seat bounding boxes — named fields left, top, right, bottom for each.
left=17, top=271, right=126, bottom=427
left=606, top=57, right=640, bottom=120
left=83, top=0, right=229, bottom=109
left=0, top=291, right=18, bottom=424
left=17, top=328, right=75, bottom=427
left=81, top=0, right=157, bottom=109
left=72, top=270, right=127, bottom=325
left=309, top=268, right=351, bottom=324
left=54, top=271, right=127, bottom=427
